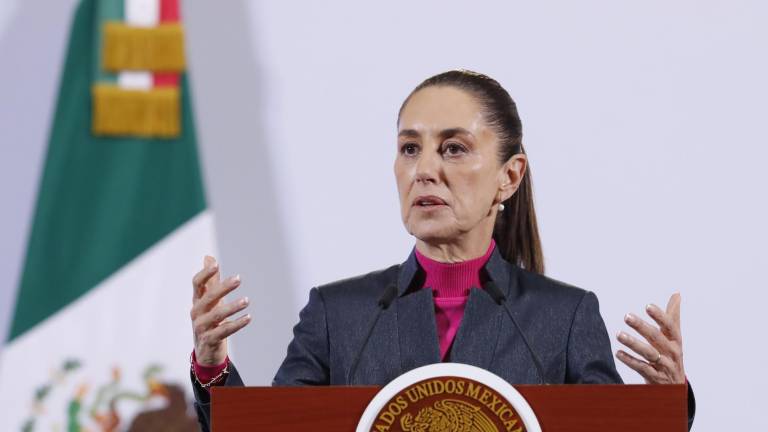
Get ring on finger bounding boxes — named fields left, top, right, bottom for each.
left=650, top=350, right=662, bottom=365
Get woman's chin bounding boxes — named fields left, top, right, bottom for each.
left=408, top=222, right=458, bottom=244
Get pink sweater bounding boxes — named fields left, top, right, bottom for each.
left=193, top=240, right=495, bottom=381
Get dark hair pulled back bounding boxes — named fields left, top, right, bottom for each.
left=398, top=70, right=545, bottom=274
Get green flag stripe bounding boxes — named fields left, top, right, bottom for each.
left=94, top=0, right=121, bottom=83
left=9, top=0, right=206, bottom=341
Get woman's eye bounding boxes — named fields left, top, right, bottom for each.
left=443, top=142, right=466, bottom=156
left=400, top=143, right=419, bottom=156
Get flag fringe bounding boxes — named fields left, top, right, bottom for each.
left=92, top=84, right=180, bottom=138
left=102, top=22, right=185, bottom=72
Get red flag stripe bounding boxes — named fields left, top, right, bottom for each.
left=154, top=0, right=180, bottom=87
left=160, top=0, right=180, bottom=21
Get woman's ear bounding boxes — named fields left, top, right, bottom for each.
left=498, top=154, right=527, bottom=202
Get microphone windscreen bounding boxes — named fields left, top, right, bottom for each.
left=377, top=284, right=398, bottom=309
left=483, top=280, right=506, bottom=305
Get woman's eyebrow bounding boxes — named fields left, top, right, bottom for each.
left=398, top=129, right=420, bottom=138
left=438, top=127, right=474, bottom=139
left=398, top=127, right=475, bottom=139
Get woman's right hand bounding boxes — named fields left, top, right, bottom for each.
left=191, top=255, right=251, bottom=366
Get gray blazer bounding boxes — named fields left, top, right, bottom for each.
left=192, top=247, right=695, bottom=430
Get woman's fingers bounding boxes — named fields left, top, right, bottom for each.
left=616, top=349, right=655, bottom=381
left=205, top=275, right=241, bottom=304
left=196, top=297, right=250, bottom=333
left=617, top=331, right=659, bottom=363
left=616, top=348, right=678, bottom=384
left=645, top=302, right=682, bottom=343
left=191, top=275, right=242, bottom=318
left=192, top=256, right=219, bottom=300
left=666, top=293, right=682, bottom=329
left=615, top=350, right=661, bottom=383
left=623, top=312, right=678, bottom=357
left=206, top=314, right=252, bottom=344
left=616, top=331, right=677, bottom=372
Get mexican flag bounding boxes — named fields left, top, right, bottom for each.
left=0, top=0, right=213, bottom=430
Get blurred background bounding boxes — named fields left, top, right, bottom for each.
left=1, top=0, right=767, bottom=430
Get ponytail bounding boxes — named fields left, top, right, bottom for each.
left=493, top=156, right=544, bottom=273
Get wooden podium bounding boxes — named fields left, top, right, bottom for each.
left=211, top=384, right=687, bottom=431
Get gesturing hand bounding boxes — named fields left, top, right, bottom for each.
left=191, top=256, right=251, bottom=366
left=615, top=293, right=686, bottom=385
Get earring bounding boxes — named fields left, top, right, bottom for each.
left=498, top=203, right=505, bottom=211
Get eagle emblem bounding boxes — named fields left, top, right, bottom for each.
left=400, top=399, right=499, bottom=432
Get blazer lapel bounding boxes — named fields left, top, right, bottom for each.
left=484, top=246, right=515, bottom=299
left=396, top=289, right=441, bottom=373
left=449, top=287, right=503, bottom=368
left=447, top=247, right=515, bottom=368
left=395, top=249, right=441, bottom=373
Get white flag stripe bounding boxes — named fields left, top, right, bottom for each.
left=125, top=0, right=158, bottom=26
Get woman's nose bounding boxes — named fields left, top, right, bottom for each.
left=414, top=149, right=441, bottom=184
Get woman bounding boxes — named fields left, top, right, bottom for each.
left=188, top=70, right=695, bottom=430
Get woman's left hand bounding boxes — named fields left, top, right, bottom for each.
left=615, top=293, right=686, bottom=384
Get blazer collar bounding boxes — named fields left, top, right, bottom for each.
left=396, top=243, right=517, bottom=297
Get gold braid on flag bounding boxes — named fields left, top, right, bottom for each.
left=102, top=22, right=185, bottom=72
left=92, top=84, right=180, bottom=138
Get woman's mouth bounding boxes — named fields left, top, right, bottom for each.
left=412, top=195, right=448, bottom=209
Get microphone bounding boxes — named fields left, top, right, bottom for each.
left=484, top=281, right=549, bottom=385
left=346, top=284, right=398, bottom=384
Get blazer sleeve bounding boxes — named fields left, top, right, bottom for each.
left=272, top=287, right=331, bottom=385
left=565, top=291, right=624, bottom=384
left=190, top=361, right=245, bottom=432
left=686, top=380, right=696, bottom=431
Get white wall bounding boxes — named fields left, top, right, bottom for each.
left=2, top=1, right=767, bottom=429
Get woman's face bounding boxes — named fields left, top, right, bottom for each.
left=394, top=86, right=524, bottom=246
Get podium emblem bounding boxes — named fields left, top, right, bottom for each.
left=357, top=363, right=541, bottom=432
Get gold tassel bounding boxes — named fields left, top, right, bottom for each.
left=92, top=84, right=181, bottom=138
left=102, top=22, right=185, bottom=72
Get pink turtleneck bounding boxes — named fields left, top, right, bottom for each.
left=415, top=239, right=495, bottom=360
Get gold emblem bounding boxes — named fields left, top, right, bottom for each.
left=401, top=399, right=498, bottom=432
left=360, top=365, right=537, bottom=432
left=370, top=377, right=525, bottom=432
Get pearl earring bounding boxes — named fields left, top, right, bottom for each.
left=499, top=183, right=510, bottom=212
